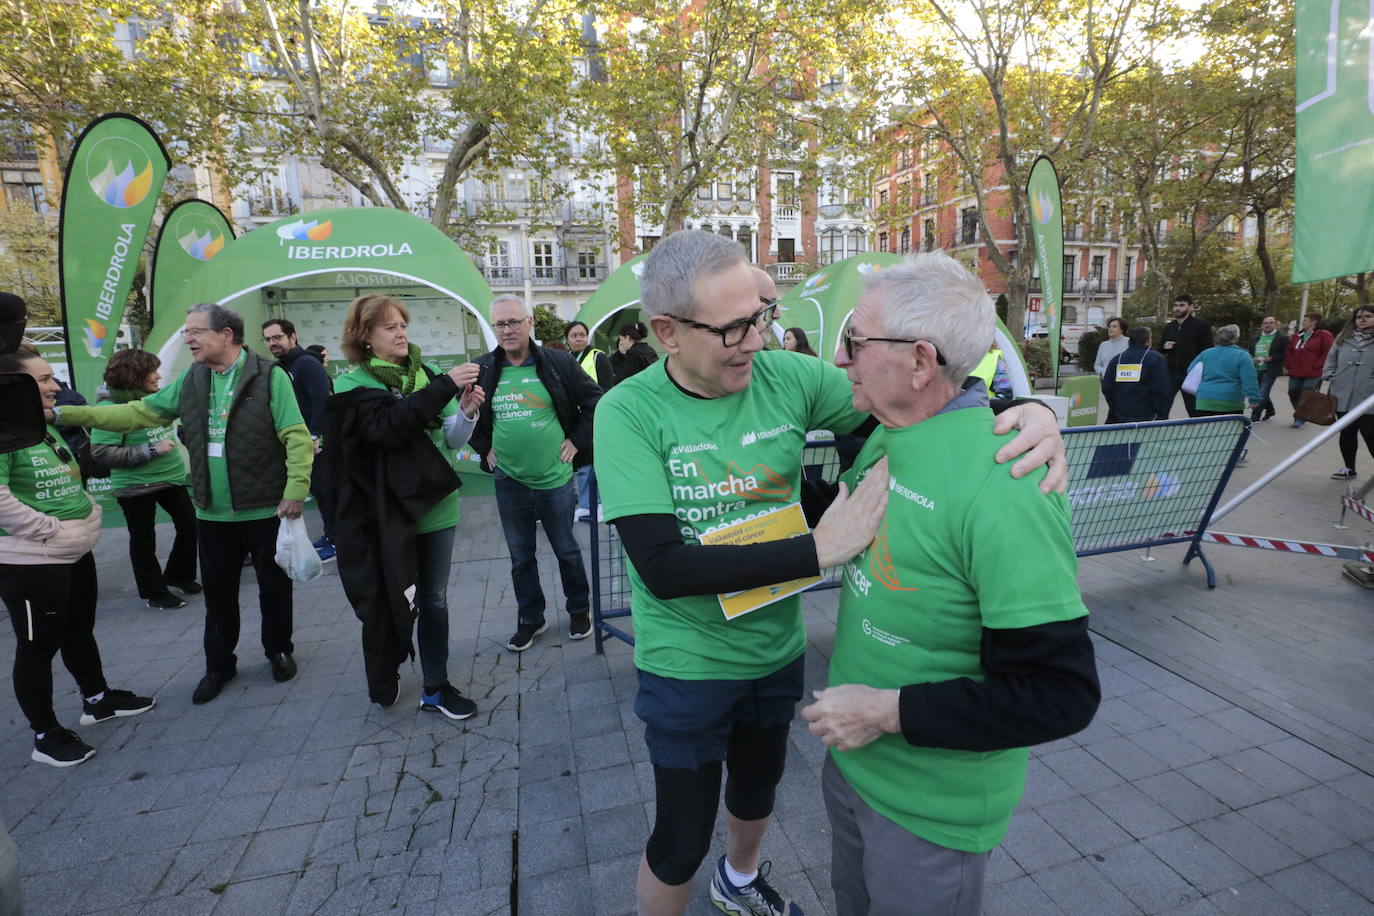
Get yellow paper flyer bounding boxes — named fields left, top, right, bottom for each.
left=698, top=503, right=822, bottom=620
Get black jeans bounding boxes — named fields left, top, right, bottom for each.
left=197, top=517, right=294, bottom=674
left=1337, top=411, right=1374, bottom=471
left=1169, top=370, right=1199, bottom=417
left=116, top=485, right=198, bottom=598
left=0, top=554, right=107, bottom=733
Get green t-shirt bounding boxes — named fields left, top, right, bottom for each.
left=831, top=408, right=1088, bottom=854
left=594, top=349, right=866, bottom=680
left=139, top=352, right=307, bottom=522
left=492, top=365, right=571, bottom=490
left=334, top=365, right=461, bottom=534
left=0, top=424, right=94, bottom=532
left=1253, top=332, right=1274, bottom=367
left=90, top=404, right=187, bottom=489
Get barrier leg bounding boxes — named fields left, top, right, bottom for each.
left=1183, top=541, right=1217, bottom=588
left=589, top=478, right=606, bottom=656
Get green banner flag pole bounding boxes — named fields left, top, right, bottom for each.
left=58, top=113, right=171, bottom=398
left=150, top=199, right=236, bottom=326
left=1293, top=0, right=1374, bottom=282
left=1026, top=156, right=1064, bottom=387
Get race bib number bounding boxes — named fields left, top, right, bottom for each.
left=207, top=442, right=225, bottom=458
left=1114, top=363, right=1142, bottom=383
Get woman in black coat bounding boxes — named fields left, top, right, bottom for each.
left=609, top=320, right=658, bottom=383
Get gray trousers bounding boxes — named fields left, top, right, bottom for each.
left=823, top=754, right=988, bottom=916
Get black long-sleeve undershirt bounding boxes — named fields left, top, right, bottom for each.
left=898, top=617, right=1100, bottom=751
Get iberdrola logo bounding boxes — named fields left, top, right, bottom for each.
left=82, top=319, right=108, bottom=358
left=173, top=211, right=228, bottom=261
left=1032, top=189, right=1056, bottom=225
left=1140, top=471, right=1180, bottom=501
left=1070, top=391, right=1083, bottom=407
left=803, top=270, right=829, bottom=290
left=276, top=218, right=333, bottom=245
left=86, top=137, right=155, bottom=209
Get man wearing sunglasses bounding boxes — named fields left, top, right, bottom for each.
left=52, top=303, right=313, bottom=706
left=592, top=231, right=1067, bottom=916
left=802, top=252, right=1098, bottom=916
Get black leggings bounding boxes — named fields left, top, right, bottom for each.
left=645, top=720, right=791, bottom=886
left=0, top=554, right=106, bottom=733
left=117, top=485, right=197, bottom=598
left=1337, top=411, right=1374, bottom=471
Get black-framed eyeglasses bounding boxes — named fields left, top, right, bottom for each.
left=44, top=434, right=72, bottom=464
left=842, top=327, right=947, bottom=364
left=492, top=318, right=529, bottom=331
left=669, top=303, right=777, bottom=348
left=759, top=295, right=777, bottom=307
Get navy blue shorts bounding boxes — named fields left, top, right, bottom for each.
left=634, top=654, right=805, bottom=771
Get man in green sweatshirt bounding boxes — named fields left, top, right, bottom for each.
left=53, top=303, right=314, bottom=704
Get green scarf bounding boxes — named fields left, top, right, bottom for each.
left=361, top=344, right=442, bottom=430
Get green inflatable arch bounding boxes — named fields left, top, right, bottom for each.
left=776, top=254, right=1032, bottom=396
left=148, top=207, right=496, bottom=378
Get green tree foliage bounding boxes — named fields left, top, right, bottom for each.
left=532, top=304, right=565, bottom=344
left=583, top=0, right=876, bottom=235
left=0, top=208, right=59, bottom=324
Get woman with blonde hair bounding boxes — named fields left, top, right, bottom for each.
left=319, top=294, right=485, bottom=715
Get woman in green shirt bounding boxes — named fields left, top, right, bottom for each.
left=332, top=294, right=485, bottom=718
left=0, top=347, right=154, bottom=767
left=90, top=349, right=200, bottom=610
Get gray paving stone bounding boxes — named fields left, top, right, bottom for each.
left=578, top=761, right=640, bottom=814
left=519, top=814, right=587, bottom=877
left=1031, top=857, right=1144, bottom=915
left=1217, top=746, right=1317, bottom=797
left=1312, top=844, right=1374, bottom=902
left=1192, top=811, right=1305, bottom=876
left=1204, top=707, right=1290, bottom=746
left=1084, top=735, right=1173, bottom=781
left=260, top=783, right=335, bottom=830
left=1237, top=797, right=1350, bottom=860
left=574, top=731, right=632, bottom=772
left=1177, top=758, right=1277, bottom=809
left=1000, top=809, right=1081, bottom=873
left=1133, top=771, right=1229, bottom=825
left=584, top=801, right=648, bottom=862
left=982, top=874, right=1064, bottom=916
left=1126, top=725, right=1212, bottom=769
left=1096, top=695, right=1164, bottom=733
left=1141, top=827, right=1252, bottom=896
left=1093, top=841, right=1205, bottom=914
left=1087, top=783, right=1185, bottom=840
left=518, top=863, right=593, bottom=913
left=1039, top=796, right=1134, bottom=856
left=1265, top=860, right=1374, bottom=913
left=117, top=802, right=209, bottom=854
left=1018, top=757, right=1080, bottom=809
left=1038, top=745, right=1128, bottom=795
left=187, top=790, right=274, bottom=843
left=588, top=852, right=639, bottom=916
left=1260, top=737, right=1359, bottom=782
left=235, top=822, right=320, bottom=879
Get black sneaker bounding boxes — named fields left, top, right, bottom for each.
left=709, top=857, right=801, bottom=915
left=32, top=728, right=96, bottom=768
left=419, top=683, right=477, bottom=720
left=569, top=613, right=592, bottom=640
left=373, top=675, right=400, bottom=708
left=80, top=689, right=155, bottom=725
left=1333, top=467, right=1358, bottom=480
left=506, top=621, right=548, bottom=652
left=167, top=579, right=203, bottom=595
left=146, top=593, right=186, bottom=610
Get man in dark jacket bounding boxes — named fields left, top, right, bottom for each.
left=1247, top=316, right=1289, bottom=422
left=263, top=318, right=336, bottom=559
left=470, top=294, right=602, bottom=653
left=1159, top=293, right=1213, bottom=417
left=1101, top=327, right=1173, bottom=422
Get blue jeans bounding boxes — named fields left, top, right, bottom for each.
left=575, top=465, right=597, bottom=512
left=1289, top=376, right=1320, bottom=411
left=1251, top=370, right=1278, bottom=420
left=493, top=473, right=590, bottom=626
left=414, top=526, right=456, bottom=689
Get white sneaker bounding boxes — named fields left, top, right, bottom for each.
left=596, top=506, right=605, bottom=523
left=574, top=508, right=590, bottom=522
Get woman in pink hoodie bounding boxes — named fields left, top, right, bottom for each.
left=0, top=346, right=154, bottom=767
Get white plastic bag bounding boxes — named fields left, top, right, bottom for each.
left=274, top=515, right=323, bottom=582
left=1181, top=361, right=1204, bottom=395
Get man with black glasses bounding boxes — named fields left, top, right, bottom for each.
left=470, top=294, right=602, bottom=652
left=593, top=230, right=1067, bottom=916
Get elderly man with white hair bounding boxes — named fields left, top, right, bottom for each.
left=802, top=251, right=1101, bottom=916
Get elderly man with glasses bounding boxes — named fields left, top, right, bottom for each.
left=801, top=251, right=1099, bottom=916
left=469, top=294, right=603, bottom=652
left=52, top=303, right=313, bottom=705
left=592, top=231, right=1069, bottom=916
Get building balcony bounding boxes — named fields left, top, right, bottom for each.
left=461, top=198, right=613, bottom=224
left=698, top=198, right=755, bottom=217
left=482, top=265, right=609, bottom=287
left=246, top=194, right=296, bottom=218
left=817, top=202, right=872, bottom=220
left=765, top=262, right=809, bottom=281
left=773, top=205, right=801, bottom=222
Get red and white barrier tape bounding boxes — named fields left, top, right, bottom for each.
left=1162, top=530, right=1374, bottom=564
left=1342, top=495, right=1374, bottom=527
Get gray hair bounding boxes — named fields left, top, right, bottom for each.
left=1217, top=324, right=1240, bottom=346
left=640, top=230, right=748, bottom=320
left=187, top=302, right=244, bottom=345
left=862, top=252, right=993, bottom=384
left=489, top=294, right=528, bottom=316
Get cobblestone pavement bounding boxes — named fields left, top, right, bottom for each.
left=1, top=407, right=1372, bottom=915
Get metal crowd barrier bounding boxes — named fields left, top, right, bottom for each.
left=588, top=417, right=1251, bottom=651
